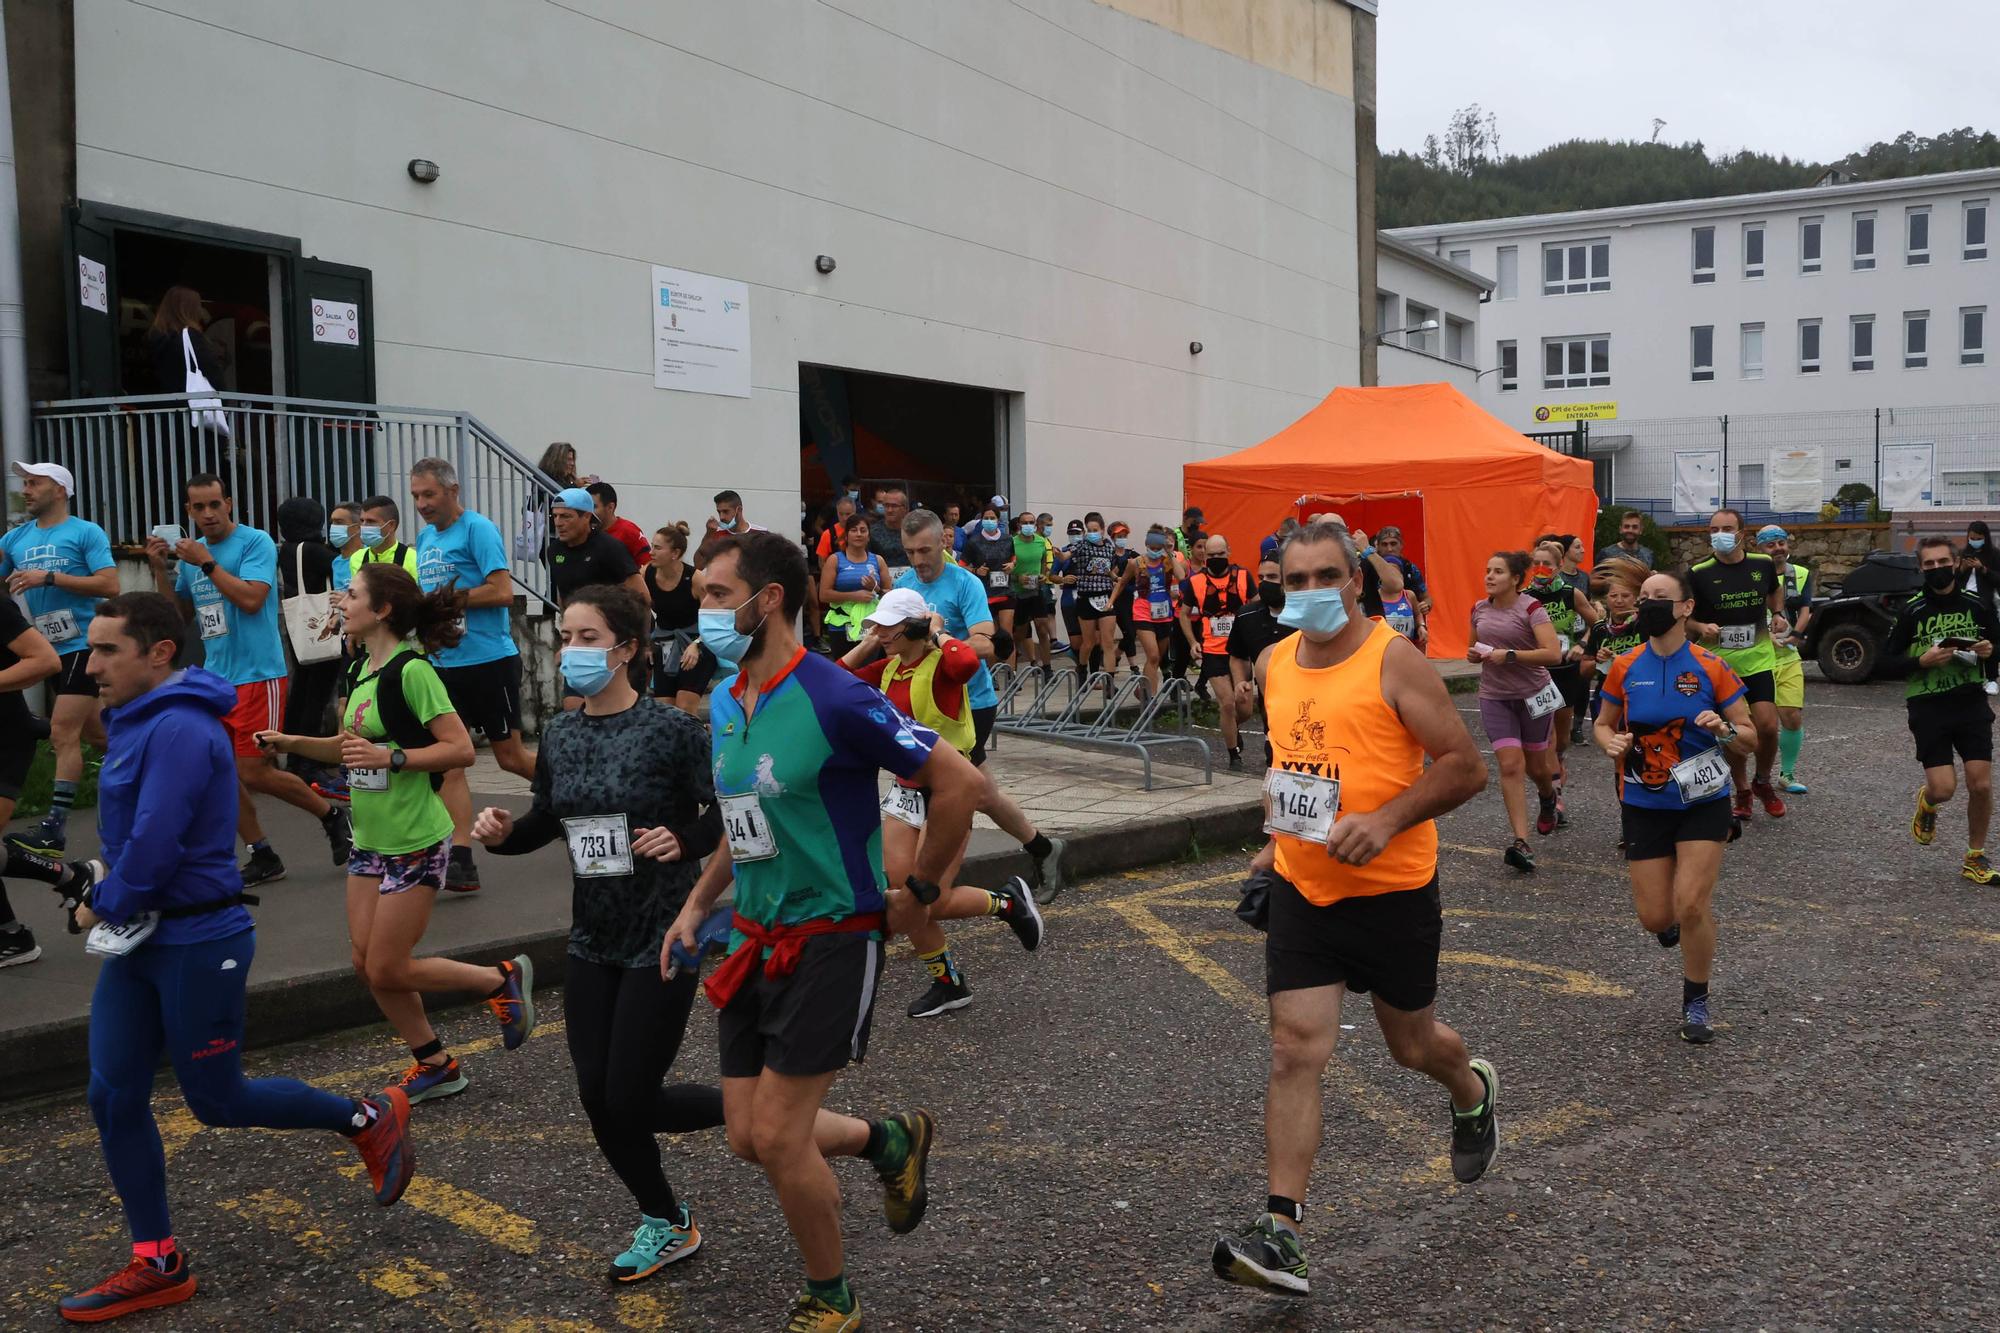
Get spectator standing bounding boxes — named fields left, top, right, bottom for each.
left=587, top=483, right=653, bottom=568
left=1605, top=510, right=1657, bottom=570
left=354, top=495, right=421, bottom=581
left=328, top=500, right=365, bottom=594
left=870, top=484, right=913, bottom=570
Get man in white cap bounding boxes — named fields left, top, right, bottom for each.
left=1, top=462, right=120, bottom=852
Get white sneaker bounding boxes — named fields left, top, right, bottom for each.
left=1986, top=680, right=1998, bottom=696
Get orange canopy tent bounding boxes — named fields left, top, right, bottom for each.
left=1183, top=382, right=1598, bottom=659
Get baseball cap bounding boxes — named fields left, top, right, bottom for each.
left=990, top=494, right=1008, bottom=509
left=1184, top=505, right=1205, bottom=521
left=552, top=486, right=596, bottom=514
left=1066, top=518, right=1085, bottom=535
left=864, top=587, right=933, bottom=628
left=1756, top=524, right=1789, bottom=542
left=11, top=461, right=74, bottom=495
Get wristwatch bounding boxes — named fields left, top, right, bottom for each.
left=1718, top=723, right=1739, bottom=746
left=44, top=570, right=56, bottom=588
left=1505, top=649, right=1517, bottom=665
left=199, top=560, right=217, bottom=577
left=390, top=749, right=409, bottom=774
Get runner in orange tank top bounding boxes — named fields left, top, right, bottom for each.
left=1211, top=517, right=1500, bottom=1300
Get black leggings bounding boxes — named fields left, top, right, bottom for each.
left=564, top=956, right=726, bottom=1219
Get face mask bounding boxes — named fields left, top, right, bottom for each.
left=1710, top=532, right=1737, bottom=555
left=1018, top=523, right=1035, bottom=535
left=698, top=591, right=767, bottom=665
left=1925, top=566, right=1958, bottom=594
left=1086, top=529, right=1104, bottom=542
left=360, top=524, right=386, bottom=549
left=327, top=524, right=350, bottom=547
left=559, top=644, right=623, bottom=697
left=1972, top=538, right=1987, bottom=551
left=1276, top=586, right=1350, bottom=642
left=846, top=489, right=860, bottom=501
left=1635, top=598, right=1680, bottom=638
left=1207, top=556, right=1230, bottom=575
left=1529, top=565, right=1556, bottom=584
left=981, top=521, right=1001, bottom=538
left=1259, top=580, right=1284, bottom=610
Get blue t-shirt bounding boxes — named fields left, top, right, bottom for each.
left=0, top=515, right=116, bottom=656
left=896, top=562, right=996, bottom=708
left=331, top=552, right=353, bottom=593
left=1599, top=640, right=1747, bottom=811
left=174, top=524, right=286, bottom=685
left=417, top=511, right=518, bottom=668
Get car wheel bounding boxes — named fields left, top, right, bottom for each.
left=1817, top=622, right=1879, bottom=684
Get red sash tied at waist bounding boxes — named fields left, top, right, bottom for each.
left=703, top=911, right=886, bottom=1010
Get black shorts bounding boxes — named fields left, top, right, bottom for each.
left=1017, top=591, right=1054, bottom=620
left=1737, top=670, right=1776, bottom=706
left=53, top=650, right=98, bottom=698
left=1908, top=695, right=1995, bottom=769
left=437, top=656, right=524, bottom=741
left=1075, top=595, right=1116, bottom=622
left=1620, top=798, right=1735, bottom=861
left=986, top=594, right=1016, bottom=615
left=651, top=639, right=718, bottom=699
left=969, top=705, right=998, bottom=768
left=0, top=711, right=41, bottom=801
left=1265, top=872, right=1442, bottom=1013
left=1551, top=665, right=1588, bottom=715
left=717, top=932, right=883, bottom=1078
left=1199, top=650, right=1235, bottom=682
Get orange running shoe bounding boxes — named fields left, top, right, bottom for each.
left=58, top=1252, right=196, bottom=1323
left=351, top=1088, right=416, bottom=1206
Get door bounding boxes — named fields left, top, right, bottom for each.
left=63, top=207, right=119, bottom=398
left=286, top=258, right=377, bottom=504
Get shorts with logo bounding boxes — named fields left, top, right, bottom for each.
left=717, top=931, right=884, bottom=1078
left=437, top=656, right=524, bottom=740
left=1772, top=653, right=1805, bottom=709
left=1075, top=594, right=1116, bottom=622
left=1265, top=871, right=1443, bottom=1012
left=54, top=649, right=99, bottom=697
left=969, top=705, right=998, bottom=768
left=225, top=678, right=288, bottom=759
left=349, top=839, right=451, bottom=895
left=1908, top=694, right=1995, bottom=769
left=1620, top=797, right=1735, bottom=861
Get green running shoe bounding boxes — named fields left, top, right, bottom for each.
left=609, top=1204, right=701, bottom=1283
left=873, top=1108, right=935, bottom=1234
left=1451, top=1058, right=1499, bottom=1184
left=1211, top=1213, right=1308, bottom=1295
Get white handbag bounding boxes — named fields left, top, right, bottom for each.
left=181, top=328, right=232, bottom=437
left=282, top=544, right=345, bottom=664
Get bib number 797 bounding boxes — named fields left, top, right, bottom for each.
left=1263, top=769, right=1339, bottom=844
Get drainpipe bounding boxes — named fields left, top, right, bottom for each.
left=0, top=3, right=30, bottom=497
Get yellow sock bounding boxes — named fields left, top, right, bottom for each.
left=918, top=946, right=957, bottom=984
left=981, top=890, right=1009, bottom=917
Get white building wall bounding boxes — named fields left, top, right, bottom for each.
left=73, top=0, right=1361, bottom=535
left=1375, top=246, right=1483, bottom=392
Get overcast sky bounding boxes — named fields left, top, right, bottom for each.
left=1377, top=0, right=1999, bottom=164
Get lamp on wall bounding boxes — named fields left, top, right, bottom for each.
left=1189, top=341, right=1203, bottom=355
left=815, top=255, right=837, bottom=275
left=407, top=159, right=441, bottom=184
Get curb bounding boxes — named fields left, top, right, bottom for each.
left=2, top=801, right=1264, bottom=1103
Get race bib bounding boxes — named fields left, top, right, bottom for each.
left=1209, top=614, right=1235, bottom=638
left=349, top=765, right=390, bottom=792
left=1718, top=622, right=1757, bottom=651
left=1088, top=596, right=1111, bottom=612
left=197, top=600, right=228, bottom=640
left=720, top=792, right=777, bottom=862
left=1525, top=678, right=1566, bottom=719
left=987, top=570, right=1009, bottom=589
left=881, top=784, right=927, bottom=829
left=85, top=912, right=159, bottom=958
left=563, top=814, right=633, bottom=877
left=1149, top=598, right=1171, bottom=619
left=34, top=608, right=79, bottom=643
left=1263, top=769, right=1339, bottom=844
left=1557, top=632, right=1572, bottom=656
left=1670, top=747, right=1731, bottom=804
left=1021, top=574, right=1041, bottom=591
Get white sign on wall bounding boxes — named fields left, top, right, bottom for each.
left=310, top=299, right=360, bottom=346
left=1768, top=448, right=1822, bottom=513
left=651, top=265, right=751, bottom=399
left=1881, top=442, right=1936, bottom=508
left=1672, top=449, right=1722, bottom=515
left=78, top=257, right=108, bottom=313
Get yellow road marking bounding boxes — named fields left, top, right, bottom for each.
left=337, top=1161, right=541, bottom=1256
left=1405, top=1100, right=1613, bottom=1186
left=342, top=1019, right=569, bottom=1084
left=1439, top=951, right=1632, bottom=999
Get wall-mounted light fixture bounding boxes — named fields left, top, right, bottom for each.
left=815, top=255, right=837, bottom=275
left=407, top=159, right=441, bottom=184
left=1189, top=341, right=1203, bottom=355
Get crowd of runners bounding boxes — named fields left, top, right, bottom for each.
left=3, top=451, right=1996, bottom=1326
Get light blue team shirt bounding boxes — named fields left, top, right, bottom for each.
left=416, top=510, right=517, bottom=669
left=0, top=515, right=116, bottom=656
left=174, top=524, right=287, bottom=684
left=331, top=552, right=353, bottom=593
left=896, top=561, right=997, bottom=709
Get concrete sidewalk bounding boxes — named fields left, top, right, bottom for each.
left=2, top=740, right=1263, bottom=1101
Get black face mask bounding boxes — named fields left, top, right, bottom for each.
left=1925, top=566, right=1958, bottom=594
left=1259, top=581, right=1284, bottom=610
left=1207, top=556, right=1230, bottom=575
left=1635, top=598, right=1680, bottom=638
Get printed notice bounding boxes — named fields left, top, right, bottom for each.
left=651, top=265, right=751, bottom=398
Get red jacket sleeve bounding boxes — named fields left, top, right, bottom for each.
left=845, top=657, right=890, bottom=687
left=937, top=638, right=980, bottom=686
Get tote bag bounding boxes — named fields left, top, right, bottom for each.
left=182, top=329, right=232, bottom=437
left=282, top=544, right=345, bottom=664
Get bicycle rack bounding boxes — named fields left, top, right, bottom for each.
left=991, top=670, right=1213, bottom=790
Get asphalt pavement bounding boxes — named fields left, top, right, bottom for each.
left=4, top=675, right=1997, bottom=1330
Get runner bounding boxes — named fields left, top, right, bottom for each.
left=52, top=592, right=415, bottom=1325
left=646, top=525, right=716, bottom=714
left=1687, top=508, right=1789, bottom=821
left=1113, top=526, right=1185, bottom=697
left=817, top=513, right=887, bottom=657
left=471, top=584, right=729, bottom=1282
left=146, top=473, right=353, bottom=887
left=353, top=495, right=422, bottom=581
left=1757, top=525, right=1814, bottom=794
left=1226, top=554, right=1291, bottom=770
left=1890, top=536, right=2000, bottom=884
left=960, top=504, right=1017, bottom=647
left=327, top=500, right=365, bottom=594
left=1212, top=518, right=1496, bottom=1297
left=1595, top=569, right=1755, bottom=1043
left=0, top=597, right=61, bottom=967
left=1468, top=551, right=1564, bottom=872
left=673, top=531, right=984, bottom=1331
left=1180, top=536, right=1254, bottom=770
left=1587, top=561, right=1648, bottom=720
left=1531, top=534, right=1600, bottom=778
left=1378, top=581, right=1424, bottom=647
left=1964, top=521, right=2000, bottom=695
left=1010, top=511, right=1056, bottom=670
left=2, top=461, right=119, bottom=853
left=549, top=487, right=648, bottom=610
left=254, top=563, right=532, bottom=1104
left=411, top=457, right=536, bottom=892
left=1061, top=512, right=1122, bottom=686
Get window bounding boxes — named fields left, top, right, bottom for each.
left=1375, top=290, right=1398, bottom=339
left=1966, top=200, right=1988, bottom=261
left=1743, top=223, right=1766, bottom=279
left=1406, top=300, right=1438, bottom=353
left=1543, top=335, right=1610, bottom=389
left=1737, top=464, right=1767, bottom=504
left=1853, top=212, right=1876, bottom=270
left=1496, top=246, right=1518, bottom=300
left=1740, top=322, right=1765, bottom=380
left=1448, top=248, right=1472, bottom=270
left=1962, top=306, right=1986, bottom=366
left=1851, top=314, right=1874, bottom=371
left=1798, top=318, right=1822, bottom=374
left=1904, top=310, right=1929, bottom=369
left=1907, top=206, right=1931, bottom=265
left=1691, top=226, right=1716, bottom=283
left=1800, top=216, right=1823, bottom=273
left=1943, top=470, right=2000, bottom=505
left=1496, top=340, right=1518, bottom=392
left=1445, top=316, right=1472, bottom=363
left=1541, top=238, right=1610, bottom=294
left=1690, top=325, right=1715, bottom=382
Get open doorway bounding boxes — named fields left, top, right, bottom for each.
left=113, top=229, right=281, bottom=395
left=799, top=364, right=1005, bottom=516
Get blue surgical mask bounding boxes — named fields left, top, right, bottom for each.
left=559, top=644, right=623, bottom=697
left=1276, top=586, right=1350, bottom=642
left=697, top=590, right=767, bottom=666
left=981, top=521, right=1001, bottom=537
left=1972, top=538, right=1988, bottom=551
left=1710, top=532, right=1737, bottom=555
left=360, top=524, right=386, bottom=549
left=327, top=524, right=350, bottom=547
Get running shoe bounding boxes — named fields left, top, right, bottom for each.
left=1751, top=780, right=1787, bottom=818
left=1503, top=838, right=1535, bottom=873
left=1987, top=680, right=1999, bottom=696
left=783, top=1292, right=862, bottom=1332
left=1731, top=791, right=1753, bottom=821
left=16, top=815, right=65, bottom=856
left=1963, top=851, right=1997, bottom=886
left=1450, top=1058, right=1500, bottom=1184
left=609, top=1204, right=701, bottom=1283
left=1030, top=835, right=1068, bottom=903
left=1655, top=923, right=1682, bottom=949
left=1680, top=994, right=1715, bottom=1045
left=1779, top=772, right=1809, bottom=795
left=1554, top=795, right=1570, bottom=829
left=351, top=1088, right=416, bottom=1206
left=393, top=1056, right=469, bottom=1105
left=240, top=845, right=287, bottom=888
left=321, top=805, right=354, bottom=864
left=998, top=875, right=1044, bottom=952
left=0, top=927, right=41, bottom=968
left=1228, top=748, right=1244, bottom=773
left=1535, top=792, right=1557, bottom=836
left=444, top=855, right=482, bottom=893
left=873, top=1108, right=935, bottom=1235
left=1912, top=788, right=1938, bottom=845
left=487, top=955, right=535, bottom=1050
left=1211, top=1213, right=1308, bottom=1295
left=907, top=978, right=972, bottom=1018
left=57, top=1251, right=196, bottom=1323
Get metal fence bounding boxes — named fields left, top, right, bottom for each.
left=27, top=392, right=561, bottom=607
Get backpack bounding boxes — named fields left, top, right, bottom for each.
left=344, top=649, right=446, bottom=791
